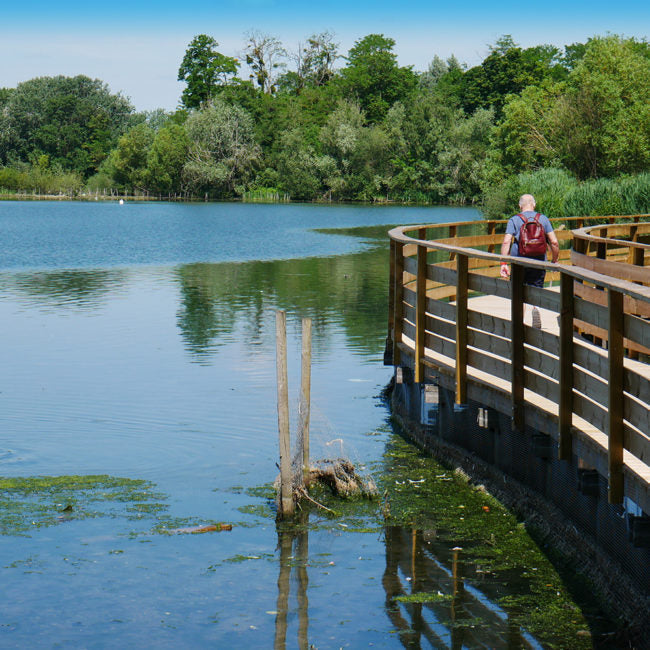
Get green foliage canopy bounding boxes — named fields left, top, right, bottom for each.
left=178, top=34, right=240, bottom=109
left=0, top=75, right=133, bottom=176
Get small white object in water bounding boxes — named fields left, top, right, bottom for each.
left=119, top=199, right=124, bottom=205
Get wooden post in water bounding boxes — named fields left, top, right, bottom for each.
left=276, top=310, right=294, bottom=517
left=300, top=317, right=312, bottom=487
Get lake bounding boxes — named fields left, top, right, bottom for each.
left=0, top=200, right=618, bottom=648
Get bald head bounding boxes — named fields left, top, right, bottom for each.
left=519, top=194, right=536, bottom=210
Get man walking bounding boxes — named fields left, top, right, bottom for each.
left=500, top=194, right=560, bottom=326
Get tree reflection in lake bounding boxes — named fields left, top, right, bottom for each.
left=1, top=268, right=127, bottom=309
left=174, top=238, right=389, bottom=362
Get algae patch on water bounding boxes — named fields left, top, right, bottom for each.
left=0, top=475, right=167, bottom=536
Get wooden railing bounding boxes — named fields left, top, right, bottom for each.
left=387, top=216, right=650, bottom=509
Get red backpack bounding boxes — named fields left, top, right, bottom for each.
left=517, top=213, right=547, bottom=257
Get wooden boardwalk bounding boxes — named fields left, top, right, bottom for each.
left=387, top=217, right=650, bottom=514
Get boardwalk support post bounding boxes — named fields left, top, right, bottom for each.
left=393, top=242, right=405, bottom=368
left=607, top=289, right=624, bottom=504
left=455, top=254, right=468, bottom=405
left=558, top=271, right=574, bottom=460
left=415, top=237, right=427, bottom=384
left=510, top=263, right=525, bottom=432
left=385, top=239, right=396, bottom=365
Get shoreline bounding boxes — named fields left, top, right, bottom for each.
left=0, top=192, right=479, bottom=209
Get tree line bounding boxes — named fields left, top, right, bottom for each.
left=0, top=32, right=649, bottom=217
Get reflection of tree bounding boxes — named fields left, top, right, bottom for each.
left=9, top=269, right=126, bottom=308
left=174, top=241, right=390, bottom=360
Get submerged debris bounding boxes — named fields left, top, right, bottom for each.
left=275, top=458, right=377, bottom=514
left=164, top=523, right=233, bottom=535
left=306, top=459, right=378, bottom=498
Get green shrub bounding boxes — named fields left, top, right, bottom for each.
left=482, top=167, right=577, bottom=219
left=562, top=174, right=650, bottom=216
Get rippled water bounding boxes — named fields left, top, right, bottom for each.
left=0, top=201, right=619, bottom=648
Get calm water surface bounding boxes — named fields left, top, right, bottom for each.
left=0, top=201, right=617, bottom=648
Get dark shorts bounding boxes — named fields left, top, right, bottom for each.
left=523, top=256, right=546, bottom=287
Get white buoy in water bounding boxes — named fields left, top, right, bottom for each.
left=119, top=199, right=124, bottom=205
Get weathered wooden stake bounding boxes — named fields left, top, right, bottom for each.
left=299, top=317, right=312, bottom=487
left=276, top=310, right=294, bottom=516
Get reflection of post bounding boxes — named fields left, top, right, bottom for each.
left=299, top=318, right=312, bottom=487
left=410, top=529, right=424, bottom=647
left=276, top=310, right=293, bottom=517
left=274, top=528, right=292, bottom=649
left=297, top=523, right=310, bottom=648
left=451, top=546, right=465, bottom=650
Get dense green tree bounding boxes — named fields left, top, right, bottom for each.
left=337, top=34, right=418, bottom=123
left=273, top=129, right=330, bottom=199
left=493, top=35, right=650, bottom=179
left=103, top=122, right=155, bottom=190
left=0, top=75, right=133, bottom=176
left=145, top=124, right=189, bottom=194
left=183, top=99, right=260, bottom=195
left=456, top=36, right=565, bottom=117
left=178, top=34, right=240, bottom=109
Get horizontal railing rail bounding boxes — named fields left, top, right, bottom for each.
left=387, top=217, right=650, bottom=510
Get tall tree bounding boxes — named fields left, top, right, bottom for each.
left=178, top=35, right=240, bottom=109
left=457, top=35, right=565, bottom=117
left=244, top=31, right=287, bottom=94
left=337, top=34, right=418, bottom=123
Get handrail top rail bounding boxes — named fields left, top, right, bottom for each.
left=573, top=223, right=650, bottom=249
left=389, top=223, right=650, bottom=305
left=394, top=214, right=650, bottom=233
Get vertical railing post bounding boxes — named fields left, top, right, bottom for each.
left=455, top=254, right=468, bottom=405
left=415, top=239, right=427, bottom=384
left=393, top=242, right=404, bottom=367
left=607, top=289, right=624, bottom=504
left=510, top=263, right=525, bottom=432
left=487, top=221, right=497, bottom=254
left=558, top=271, right=574, bottom=460
left=448, top=225, right=457, bottom=262
left=597, top=228, right=607, bottom=260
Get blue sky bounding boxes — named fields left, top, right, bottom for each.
left=2, top=0, right=648, bottom=111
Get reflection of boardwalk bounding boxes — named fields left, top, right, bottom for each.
left=383, top=527, right=543, bottom=649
